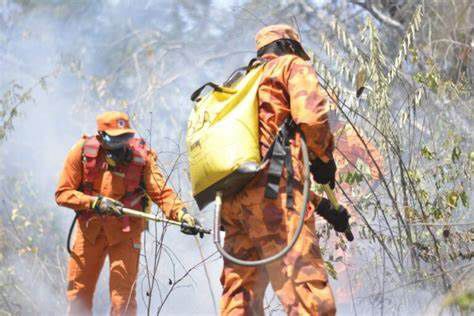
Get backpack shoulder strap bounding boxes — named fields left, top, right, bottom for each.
left=82, top=136, right=102, bottom=193
left=123, top=138, right=148, bottom=193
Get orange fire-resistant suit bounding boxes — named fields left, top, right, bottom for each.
left=220, top=25, right=336, bottom=315
left=55, top=112, right=184, bottom=316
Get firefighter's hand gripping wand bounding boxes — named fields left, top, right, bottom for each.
left=321, top=184, right=354, bottom=241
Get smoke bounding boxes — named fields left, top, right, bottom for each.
left=0, top=0, right=258, bottom=314
left=1, top=0, right=466, bottom=315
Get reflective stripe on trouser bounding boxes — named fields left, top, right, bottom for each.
left=219, top=176, right=336, bottom=316
left=67, top=228, right=140, bottom=316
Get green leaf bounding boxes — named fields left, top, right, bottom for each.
left=342, top=171, right=364, bottom=185
left=413, top=71, right=440, bottom=92
left=409, top=46, right=418, bottom=62
left=421, top=146, right=435, bottom=160
left=459, top=191, right=468, bottom=207
left=456, top=292, right=474, bottom=311
left=451, top=146, right=461, bottom=162
left=428, top=206, right=442, bottom=219
left=408, top=169, right=421, bottom=184
left=446, top=191, right=459, bottom=208
left=324, top=261, right=338, bottom=280
left=413, top=72, right=424, bottom=84
left=419, top=189, right=429, bottom=204
left=443, top=290, right=474, bottom=311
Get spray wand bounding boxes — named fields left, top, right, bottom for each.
left=121, top=207, right=211, bottom=235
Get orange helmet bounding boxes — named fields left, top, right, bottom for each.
left=96, top=111, right=135, bottom=136
left=255, top=24, right=302, bottom=51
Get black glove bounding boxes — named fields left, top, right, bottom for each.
left=310, top=157, right=337, bottom=189
left=178, top=208, right=204, bottom=238
left=316, top=198, right=350, bottom=233
left=92, top=196, right=124, bottom=217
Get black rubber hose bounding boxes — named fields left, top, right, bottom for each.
left=67, top=213, right=79, bottom=255
left=213, top=134, right=310, bottom=267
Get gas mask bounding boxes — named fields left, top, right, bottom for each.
left=99, top=132, right=134, bottom=167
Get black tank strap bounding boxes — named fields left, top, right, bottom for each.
left=264, top=132, right=287, bottom=200
left=284, top=142, right=295, bottom=209
left=263, top=118, right=297, bottom=209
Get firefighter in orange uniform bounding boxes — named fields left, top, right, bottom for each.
left=219, top=25, right=350, bottom=315
left=55, top=111, right=201, bottom=316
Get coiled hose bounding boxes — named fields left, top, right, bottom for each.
left=213, top=134, right=311, bottom=267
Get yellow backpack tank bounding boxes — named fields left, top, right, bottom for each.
left=187, top=61, right=265, bottom=209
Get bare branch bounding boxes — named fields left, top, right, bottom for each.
left=350, top=0, right=405, bottom=34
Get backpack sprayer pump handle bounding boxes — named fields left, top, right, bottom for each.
left=321, top=184, right=354, bottom=242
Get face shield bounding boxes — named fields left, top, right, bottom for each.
left=99, top=132, right=134, bottom=167
left=99, top=132, right=134, bottom=150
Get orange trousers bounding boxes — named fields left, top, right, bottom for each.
left=67, top=227, right=141, bottom=316
left=220, top=177, right=336, bottom=316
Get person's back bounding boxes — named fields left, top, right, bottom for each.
left=219, top=25, right=348, bottom=316
left=257, top=53, right=333, bottom=182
